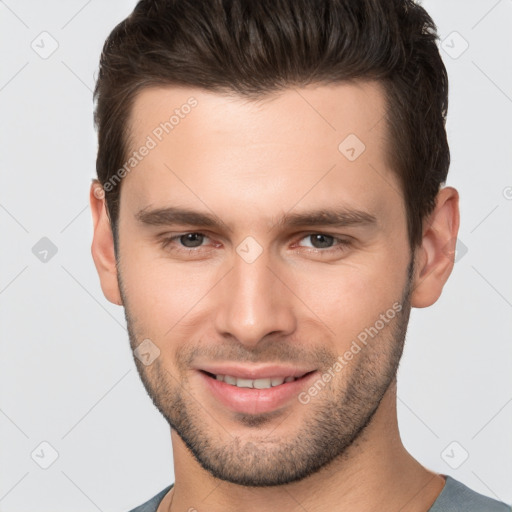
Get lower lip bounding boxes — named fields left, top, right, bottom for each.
left=198, top=370, right=318, bottom=415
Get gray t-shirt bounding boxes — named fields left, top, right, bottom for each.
left=128, top=476, right=511, bottom=512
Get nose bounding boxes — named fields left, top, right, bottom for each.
left=213, top=248, right=297, bottom=348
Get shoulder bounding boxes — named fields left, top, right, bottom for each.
left=127, top=484, right=174, bottom=512
left=429, top=476, right=511, bottom=512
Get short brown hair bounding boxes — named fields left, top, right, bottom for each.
left=93, top=0, right=449, bottom=251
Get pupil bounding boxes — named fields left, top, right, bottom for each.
left=181, top=233, right=203, bottom=247
left=311, top=234, right=333, bottom=248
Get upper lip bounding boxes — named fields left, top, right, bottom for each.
left=197, top=364, right=316, bottom=380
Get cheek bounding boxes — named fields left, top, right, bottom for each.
left=118, top=240, right=177, bottom=328
left=286, top=252, right=408, bottom=343
left=119, top=243, right=222, bottom=338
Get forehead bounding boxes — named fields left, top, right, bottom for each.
left=127, top=81, right=388, bottom=153
left=121, top=81, right=398, bottom=226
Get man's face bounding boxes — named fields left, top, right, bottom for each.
left=116, top=82, right=414, bottom=486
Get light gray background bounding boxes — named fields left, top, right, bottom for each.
left=0, top=1, right=511, bottom=511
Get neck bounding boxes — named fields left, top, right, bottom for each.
left=165, top=380, right=445, bottom=512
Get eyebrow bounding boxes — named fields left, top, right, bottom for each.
left=134, top=206, right=377, bottom=231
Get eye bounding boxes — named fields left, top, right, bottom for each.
left=176, top=232, right=207, bottom=248
left=295, top=233, right=352, bottom=255
left=160, top=232, right=213, bottom=252
left=300, top=234, right=336, bottom=249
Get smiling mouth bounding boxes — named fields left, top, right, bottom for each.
left=200, top=370, right=315, bottom=390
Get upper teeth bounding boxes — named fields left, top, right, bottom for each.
left=215, top=374, right=297, bottom=389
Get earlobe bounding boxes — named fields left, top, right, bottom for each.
left=89, top=180, right=123, bottom=306
left=410, top=186, right=460, bottom=308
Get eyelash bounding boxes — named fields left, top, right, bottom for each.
left=159, top=232, right=352, bottom=256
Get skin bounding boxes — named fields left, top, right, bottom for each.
left=90, top=81, right=459, bottom=512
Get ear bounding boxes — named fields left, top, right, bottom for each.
left=89, top=180, right=122, bottom=306
left=410, top=186, right=460, bottom=308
